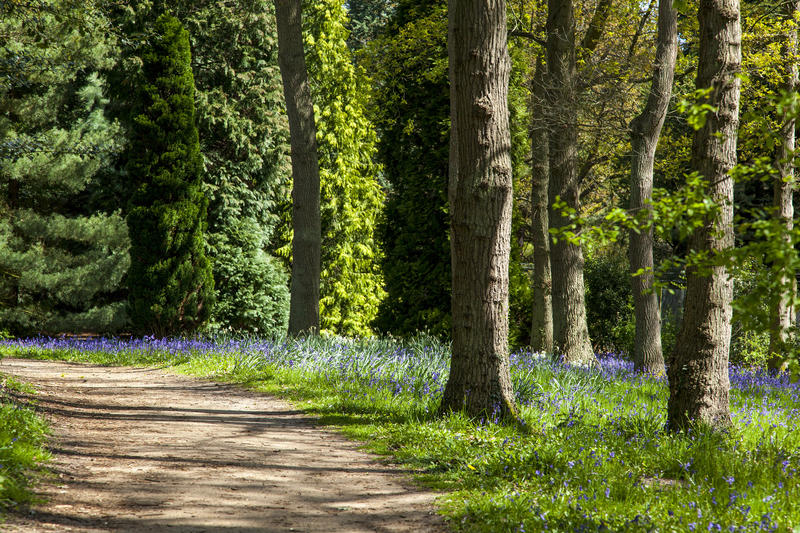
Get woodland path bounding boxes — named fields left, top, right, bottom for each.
left=0, top=358, right=446, bottom=533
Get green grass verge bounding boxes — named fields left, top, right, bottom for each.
left=3, top=338, right=800, bottom=532
left=0, top=370, right=50, bottom=517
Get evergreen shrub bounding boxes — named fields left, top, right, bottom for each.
left=126, top=13, right=214, bottom=335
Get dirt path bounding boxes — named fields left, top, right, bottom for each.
left=0, top=358, right=447, bottom=533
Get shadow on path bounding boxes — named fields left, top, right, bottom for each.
left=0, top=358, right=446, bottom=533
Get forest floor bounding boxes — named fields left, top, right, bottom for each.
left=0, top=358, right=446, bottom=532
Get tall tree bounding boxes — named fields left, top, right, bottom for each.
left=440, top=0, right=517, bottom=418
left=104, top=0, right=292, bottom=337
left=304, top=0, right=386, bottom=337
left=0, top=1, right=129, bottom=335
left=768, top=0, right=799, bottom=369
left=126, top=14, right=213, bottom=336
left=275, top=0, right=322, bottom=335
left=628, top=0, right=677, bottom=374
left=667, top=0, right=741, bottom=430
left=179, top=0, right=291, bottom=337
left=529, top=52, right=554, bottom=354
left=367, top=0, right=532, bottom=340
left=545, top=0, right=595, bottom=364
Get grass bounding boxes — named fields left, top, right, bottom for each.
left=0, top=369, right=50, bottom=515
left=3, top=335, right=800, bottom=532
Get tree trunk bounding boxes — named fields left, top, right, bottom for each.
left=628, top=0, right=677, bottom=374
left=275, top=0, right=321, bottom=335
left=667, top=0, right=741, bottom=431
left=768, top=0, right=798, bottom=371
left=530, top=53, right=554, bottom=354
left=439, top=0, right=517, bottom=419
left=545, top=0, right=595, bottom=364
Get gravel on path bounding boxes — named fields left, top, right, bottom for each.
left=0, top=358, right=447, bottom=533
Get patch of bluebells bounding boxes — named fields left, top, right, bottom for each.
left=1, top=335, right=452, bottom=402
left=5, top=336, right=800, bottom=414
left=4, top=336, right=800, bottom=531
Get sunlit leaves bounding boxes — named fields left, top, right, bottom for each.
left=304, top=0, right=385, bottom=337
left=678, top=88, right=717, bottom=131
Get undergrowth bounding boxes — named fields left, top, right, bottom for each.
left=3, top=335, right=800, bottom=532
left=0, top=369, right=49, bottom=516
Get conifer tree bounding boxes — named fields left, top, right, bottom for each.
left=304, top=0, right=385, bottom=336
left=106, top=0, right=292, bottom=336
left=0, top=1, right=129, bottom=335
left=345, top=0, right=396, bottom=50
left=126, top=13, right=214, bottom=336
left=183, top=0, right=291, bottom=336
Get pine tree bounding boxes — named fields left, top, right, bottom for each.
left=0, top=1, right=129, bottom=335
left=304, top=0, right=385, bottom=336
left=126, top=13, right=214, bottom=336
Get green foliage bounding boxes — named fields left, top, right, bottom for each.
left=730, top=329, right=770, bottom=369
left=0, top=1, right=129, bottom=335
left=181, top=0, right=291, bottom=336
left=729, top=258, right=781, bottom=368
left=345, top=0, right=396, bottom=51
left=126, top=13, right=214, bottom=335
left=508, top=41, right=534, bottom=350
left=304, top=0, right=386, bottom=337
left=585, top=252, right=635, bottom=354
left=0, top=0, right=114, bottom=111
left=678, top=88, right=717, bottom=131
left=364, top=0, right=451, bottom=338
left=550, top=170, right=719, bottom=262
left=104, top=0, right=292, bottom=336
left=0, top=375, right=50, bottom=512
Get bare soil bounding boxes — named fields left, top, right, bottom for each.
left=0, top=358, right=447, bottom=533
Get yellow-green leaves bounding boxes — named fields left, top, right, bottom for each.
left=304, top=0, right=385, bottom=337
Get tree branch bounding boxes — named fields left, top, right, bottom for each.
left=509, top=29, right=546, bottom=46
left=579, top=0, right=614, bottom=55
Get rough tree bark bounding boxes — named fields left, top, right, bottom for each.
left=667, top=0, right=741, bottom=431
left=545, top=0, right=595, bottom=364
left=530, top=53, right=554, bottom=354
left=439, top=0, right=517, bottom=419
left=275, top=0, right=321, bottom=335
left=628, top=0, right=677, bottom=374
left=768, top=0, right=799, bottom=370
